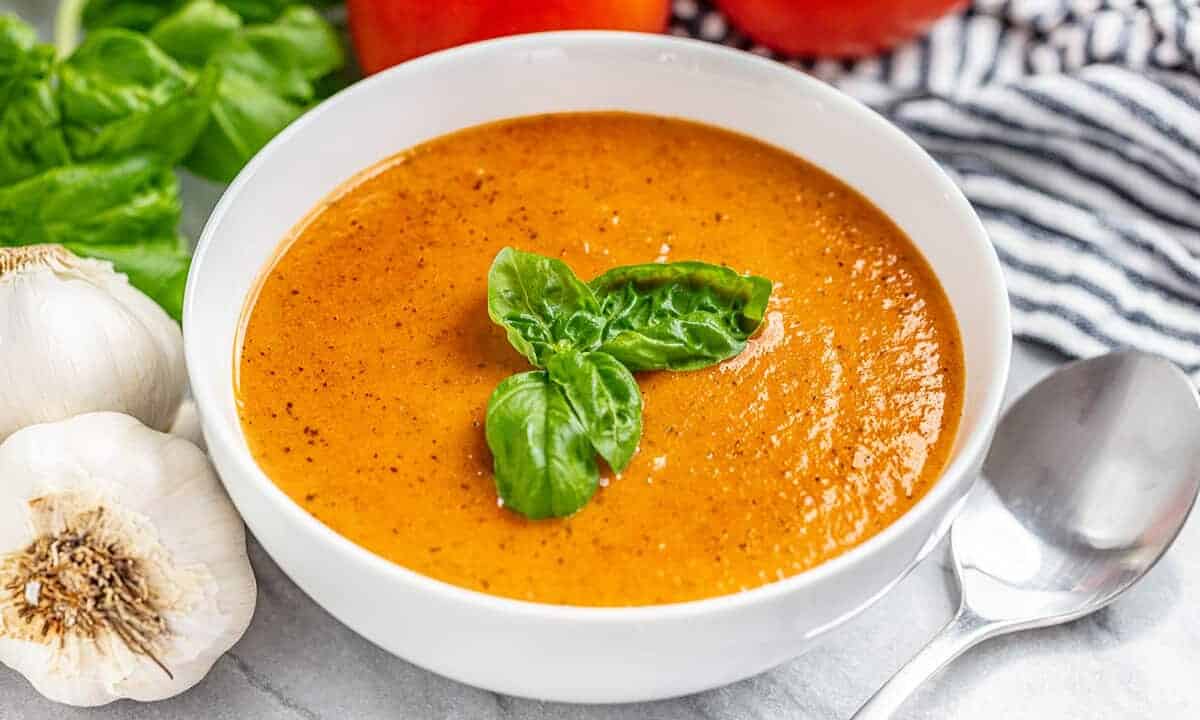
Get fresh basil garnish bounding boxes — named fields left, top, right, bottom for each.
left=487, top=246, right=605, bottom=367
left=484, top=248, right=772, bottom=520
left=546, top=349, right=642, bottom=473
left=590, top=261, right=773, bottom=371
left=485, top=371, right=599, bottom=520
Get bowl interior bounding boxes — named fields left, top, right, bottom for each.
left=185, top=31, right=1010, bottom=607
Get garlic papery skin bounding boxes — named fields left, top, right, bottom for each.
left=0, top=412, right=256, bottom=706
left=0, top=245, right=185, bottom=442
left=168, top=397, right=206, bottom=452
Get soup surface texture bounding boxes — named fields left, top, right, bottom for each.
left=237, top=113, right=963, bottom=606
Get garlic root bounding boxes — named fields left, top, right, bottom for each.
left=0, top=413, right=255, bottom=706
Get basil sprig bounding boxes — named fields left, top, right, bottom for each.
left=485, top=247, right=772, bottom=520
left=0, top=6, right=345, bottom=321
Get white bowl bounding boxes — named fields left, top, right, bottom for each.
left=185, top=32, right=1011, bottom=703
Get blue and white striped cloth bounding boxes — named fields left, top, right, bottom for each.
left=674, top=0, right=1200, bottom=381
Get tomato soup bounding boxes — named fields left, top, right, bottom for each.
left=236, top=113, right=963, bottom=606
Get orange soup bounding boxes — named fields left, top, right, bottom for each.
left=236, top=113, right=963, bottom=606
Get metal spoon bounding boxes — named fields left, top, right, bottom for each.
left=852, top=350, right=1200, bottom=719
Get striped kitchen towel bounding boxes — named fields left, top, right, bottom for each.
left=673, top=0, right=1200, bottom=381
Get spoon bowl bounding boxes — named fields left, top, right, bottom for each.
left=855, top=350, right=1200, bottom=718
left=959, top=350, right=1200, bottom=626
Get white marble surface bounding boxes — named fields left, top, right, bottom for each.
left=3, top=2, right=1199, bottom=717
left=6, top=343, right=1197, bottom=720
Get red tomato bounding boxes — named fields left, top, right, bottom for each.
left=348, top=0, right=672, bottom=74
left=715, top=0, right=966, bottom=57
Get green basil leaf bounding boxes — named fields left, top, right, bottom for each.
left=207, top=0, right=340, bottom=24
left=145, top=0, right=242, bottom=66
left=58, top=29, right=220, bottom=164
left=547, top=349, right=642, bottom=472
left=183, top=71, right=301, bottom=182
left=80, top=0, right=336, bottom=30
left=70, top=1, right=344, bottom=182
left=221, top=7, right=341, bottom=102
left=0, top=152, right=179, bottom=244
left=0, top=152, right=189, bottom=320
left=485, top=371, right=598, bottom=520
left=82, top=0, right=187, bottom=33
left=149, top=2, right=344, bottom=182
left=0, top=15, right=71, bottom=186
left=589, top=261, right=773, bottom=371
left=487, top=247, right=605, bottom=367
left=0, top=15, right=45, bottom=95
left=231, top=6, right=343, bottom=101
left=152, top=3, right=341, bottom=103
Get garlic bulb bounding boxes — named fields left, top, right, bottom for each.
left=168, top=397, right=206, bottom=452
left=0, top=412, right=256, bottom=706
left=0, top=245, right=186, bottom=442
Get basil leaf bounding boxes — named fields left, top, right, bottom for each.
left=152, top=2, right=341, bottom=103
left=58, top=29, right=220, bottom=164
left=233, top=6, right=343, bottom=98
left=487, top=246, right=605, bottom=367
left=0, top=152, right=179, bottom=245
left=149, top=2, right=344, bottom=182
left=0, top=152, right=189, bottom=320
left=81, top=0, right=335, bottom=30
left=0, top=16, right=71, bottom=186
left=546, top=349, right=642, bottom=473
left=82, top=0, right=187, bottom=33
left=219, top=0, right=340, bottom=25
left=485, top=371, right=598, bottom=520
left=0, top=13, right=39, bottom=62
left=184, top=71, right=301, bottom=182
left=146, top=0, right=242, bottom=66
left=589, top=262, right=773, bottom=371
left=68, top=1, right=344, bottom=183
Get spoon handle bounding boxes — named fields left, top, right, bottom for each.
left=850, top=605, right=997, bottom=719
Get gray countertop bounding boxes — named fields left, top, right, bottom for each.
left=14, top=343, right=1200, bottom=720
left=4, top=2, right=1198, bottom=717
